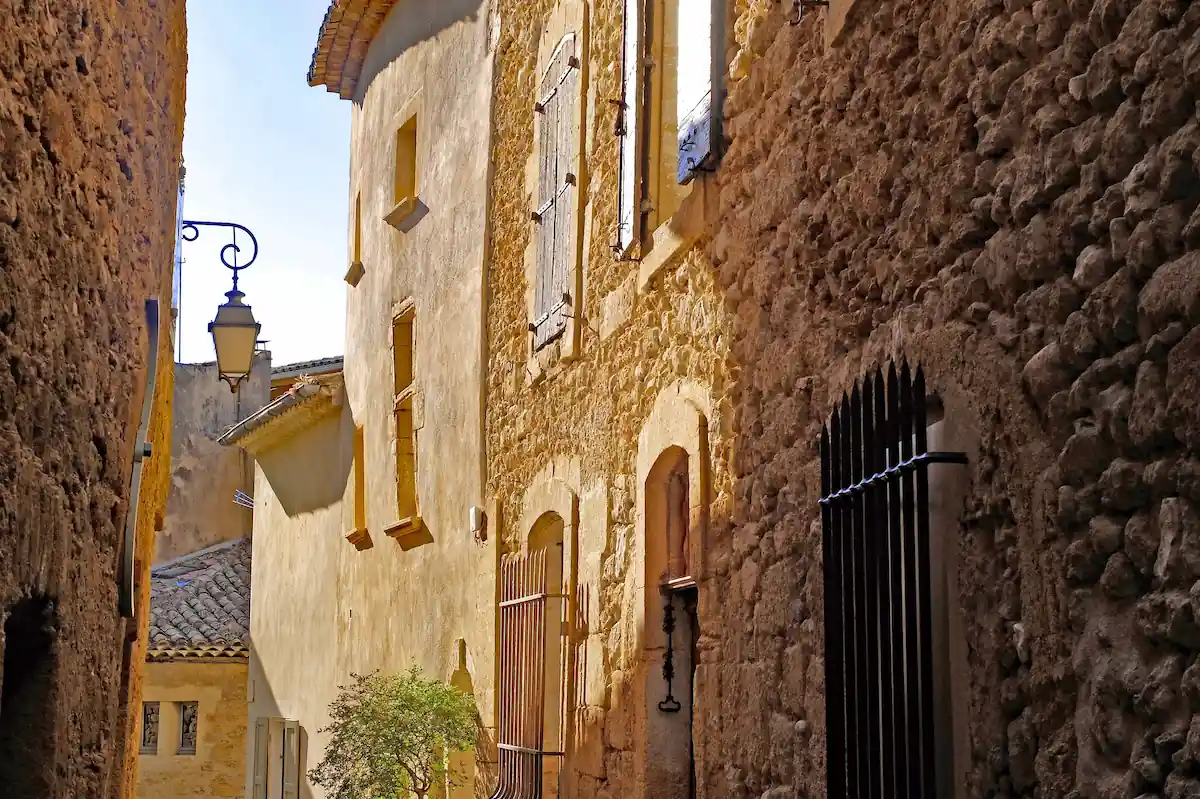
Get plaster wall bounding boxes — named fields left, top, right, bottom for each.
left=0, top=1, right=186, bottom=797
left=137, top=661, right=248, bottom=799
left=250, top=3, right=497, bottom=780
left=159, top=356, right=272, bottom=564
left=243, top=412, right=346, bottom=798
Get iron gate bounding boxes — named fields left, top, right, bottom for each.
left=819, top=362, right=965, bottom=799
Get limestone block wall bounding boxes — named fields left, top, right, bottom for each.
left=0, top=1, right=186, bottom=797
left=136, top=661, right=248, bottom=799
left=711, top=0, right=1200, bottom=796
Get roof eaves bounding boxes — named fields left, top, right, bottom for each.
left=218, top=374, right=345, bottom=453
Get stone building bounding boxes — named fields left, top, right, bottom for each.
left=487, top=0, right=1200, bottom=796
left=136, top=538, right=251, bottom=799
left=254, top=0, right=1200, bottom=796
left=0, top=2, right=186, bottom=798
left=160, top=355, right=272, bottom=564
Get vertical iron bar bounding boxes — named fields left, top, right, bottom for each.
left=861, top=377, right=881, bottom=799
left=886, top=364, right=909, bottom=799
left=899, top=362, right=923, bottom=799
left=914, top=367, right=937, bottom=797
left=873, top=369, right=897, bottom=798
left=839, top=397, right=861, bottom=799
left=821, top=427, right=846, bottom=799
left=850, top=386, right=874, bottom=799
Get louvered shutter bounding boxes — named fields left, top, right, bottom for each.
left=251, top=718, right=268, bottom=799
left=282, top=720, right=300, bottom=799
left=677, top=0, right=718, bottom=183
left=532, top=37, right=579, bottom=350
left=617, top=0, right=642, bottom=252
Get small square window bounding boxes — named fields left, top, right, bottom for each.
left=177, top=702, right=198, bottom=755
left=139, top=702, right=159, bottom=755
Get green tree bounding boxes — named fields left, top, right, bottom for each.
left=309, top=667, right=478, bottom=799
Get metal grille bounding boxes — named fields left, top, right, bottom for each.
left=491, top=549, right=566, bottom=799
left=819, top=362, right=965, bottom=799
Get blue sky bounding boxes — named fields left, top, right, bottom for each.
left=177, top=0, right=348, bottom=367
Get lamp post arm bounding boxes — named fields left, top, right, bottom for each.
left=180, top=220, right=259, bottom=290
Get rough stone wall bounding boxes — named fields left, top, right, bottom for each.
left=486, top=0, right=1200, bottom=796
left=160, top=356, right=271, bottom=564
left=0, top=1, right=186, bottom=796
left=135, top=661, right=248, bottom=799
left=710, top=0, right=1200, bottom=796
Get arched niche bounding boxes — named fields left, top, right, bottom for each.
left=632, top=381, right=712, bottom=799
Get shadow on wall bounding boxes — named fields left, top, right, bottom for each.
left=355, top=0, right=485, bottom=105
left=255, top=412, right=352, bottom=518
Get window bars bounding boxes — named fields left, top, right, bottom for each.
left=491, top=549, right=567, bottom=799
left=819, top=362, right=965, bottom=799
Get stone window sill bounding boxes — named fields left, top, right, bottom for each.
left=637, top=180, right=710, bottom=294
left=344, top=260, right=365, bottom=287
left=384, top=197, right=420, bottom=231
left=386, top=517, right=431, bottom=551
left=345, top=528, right=373, bottom=551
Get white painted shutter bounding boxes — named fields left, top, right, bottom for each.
left=617, top=0, right=642, bottom=252
left=677, top=0, right=717, bottom=183
left=252, top=718, right=268, bottom=799
left=282, top=720, right=300, bottom=799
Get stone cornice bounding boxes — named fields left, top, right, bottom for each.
left=307, top=0, right=402, bottom=100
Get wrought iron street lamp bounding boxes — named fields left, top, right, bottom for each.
left=180, top=219, right=262, bottom=392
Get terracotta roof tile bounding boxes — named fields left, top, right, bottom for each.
left=148, top=539, right=251, bottom=659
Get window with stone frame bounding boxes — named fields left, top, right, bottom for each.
left=140, top=702, right=160, bottom=754
left=177, top=701, right=198, bottom=755
left=531, top=34, right=580, bottom=351
left=616, top=0, right=722, bottom=254
left=386, top=304, right=423, bottom=544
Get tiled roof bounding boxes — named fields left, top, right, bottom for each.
left=307, top=0, right=401, bottom=99
left=217, top=373, right=345, bottom=453
left=148, top=539, right=251, bottom=662
left=272, top=356, right=344, bottom=379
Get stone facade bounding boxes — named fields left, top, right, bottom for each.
left=135, top=661, right=248, bottom=799
left=484, top=0, right=1200, bottom=798
left=160, top=356, right=271, bottom=564
left=243, top=1, right=497, bottom=794
left=0, top=2, right=186, bottom=798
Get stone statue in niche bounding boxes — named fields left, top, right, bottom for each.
left=140, top=702, right=159, bottom=752
left=178, top=702, right=198, bottom=753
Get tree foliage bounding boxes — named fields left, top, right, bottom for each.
left=309, top=667, right=478, bottom=799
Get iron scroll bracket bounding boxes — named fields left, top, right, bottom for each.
left=180, top=220, right=259, bottom=291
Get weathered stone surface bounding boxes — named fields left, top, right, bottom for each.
left=1167, top=328, right=1200, bottom=450
left=0, top=1, right=186, bottom=796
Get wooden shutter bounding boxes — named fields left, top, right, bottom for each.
left=676, top=0, right=718, bottom=184
left=252, top=718, right=269, bottom=799
left=283, top=720, right=300, bottom=799
left=532, top=36, right=578, bottom=351
left=617, top=0, right=643, bottom=252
